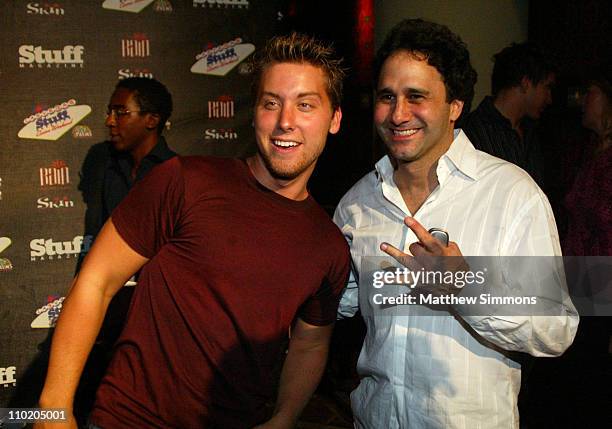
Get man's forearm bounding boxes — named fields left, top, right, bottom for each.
left=38, top=276, right=112, bottom=408
left=269, top=322, right=333, bottom=427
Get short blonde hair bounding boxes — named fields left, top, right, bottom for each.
left=250, top=32, right=345, bottom=110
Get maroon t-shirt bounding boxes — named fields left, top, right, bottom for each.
left=90, top=157, right=350, bottom=428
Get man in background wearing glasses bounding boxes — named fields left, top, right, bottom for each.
left=74, top=77, right=176, bottom=423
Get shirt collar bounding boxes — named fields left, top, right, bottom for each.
left=110, top=136, right=175, bottom=164
left=374, top=129, right=480, bottom=184
left=145, top=136, right=175, bottom=162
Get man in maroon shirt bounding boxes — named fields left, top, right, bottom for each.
left=37, top=33, right=349, bottom=429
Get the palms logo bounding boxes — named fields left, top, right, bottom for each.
left=0, top=237, right=13, bottom=272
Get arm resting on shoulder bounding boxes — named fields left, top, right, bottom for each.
left=35, top=219, right=148, bottom=427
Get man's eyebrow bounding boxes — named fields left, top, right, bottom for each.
left=296, top=92, right=322, bottom=99
left=375, top=87, right=430, bottom=96
left=260, top=91, right=322, bottom=99
left=405, top=87, right=430, bottom=96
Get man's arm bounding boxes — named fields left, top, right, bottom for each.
left=255, top=319, right=334, bottom=429
left=35, top=219, right=148, bottom=428
left=382, top=216, right=578, bottom=357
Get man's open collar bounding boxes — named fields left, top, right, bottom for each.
left=374, top=129, right=480, bottom=183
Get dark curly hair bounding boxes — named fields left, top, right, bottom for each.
left=250, top=32, right=345, bottom=111
left=115, top=77, right=173, bottom=134
left=374, top=18, right=477, bottom=114
left=491, top=43, right=557, bottom=96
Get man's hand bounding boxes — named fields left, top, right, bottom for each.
left=380, top=216, right=467, bottom=296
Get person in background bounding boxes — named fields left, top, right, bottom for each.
left=563, top=69, right=612, bottom=353
left=462, top=42, right=556, bottom=185
left=74, top=78, right=177, bottom=423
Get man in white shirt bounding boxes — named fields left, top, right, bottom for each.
left=334, top=18, right=578, bottom=428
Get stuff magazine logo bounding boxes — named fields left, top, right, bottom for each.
left=191, top=38, right=254, bottom=76
left=122, top=33, right=150, bottom=58
left=18, top=99, right=91, bottom=141
left=31, top=296, right=65, bottom=328
left=118, top=67, right=154, bottom=80
left=30, top=235, right=93, bottom=261
left=39, top=160, right=70, bottom=187
left=19, top=45, right=84, bottom=68
left=204, top=128, right=238, bottom=141
left=193, top=0, right=249, bottom=8
left=208, top=95, right=234, bottom=119
left=27, top=2, right=65, bottom=16
left=0, top=237, right=13, bottom=272
left=103, top=0, right=155, bottom=13
left=37, top=195, right=75, bottom=209
left=0, top=367, right=17, bottom=387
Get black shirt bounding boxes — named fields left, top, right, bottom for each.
left=103, top=137, right=177, bottom=221
left=462, top=96, right=542, bottom=184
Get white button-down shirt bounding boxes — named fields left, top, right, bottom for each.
left=334, top=130, right=578, bottom=429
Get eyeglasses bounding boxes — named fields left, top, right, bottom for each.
left=105, top=108, right=148, bottom=118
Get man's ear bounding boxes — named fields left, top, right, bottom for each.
left=328, top=107, right=342, bottom=135
left=145, top=113, right=161, bottom=131
left=449, top=99, right=464, bottom=122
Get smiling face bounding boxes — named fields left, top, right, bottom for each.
left=374, top=51, right=463, bottom=167
left=253, top=62, right=341, bottom=183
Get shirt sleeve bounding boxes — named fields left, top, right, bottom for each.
left=333, top=202, right=360, bottom=319
left=111, top=157, right=185, bottom=259
left=455, top=183, right=579, bottom=357
left=297, top=228, right=351, bottom=326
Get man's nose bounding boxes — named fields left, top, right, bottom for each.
left=105, top=112, right=116, bottom=127
left=391, top=99, right=412, bottom=125
left=278, top=105, right=295, bottom=131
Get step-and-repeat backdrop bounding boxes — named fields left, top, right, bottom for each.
left=0, top=0, right=282, bottom=407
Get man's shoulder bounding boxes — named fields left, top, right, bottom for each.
left=337, top=169, right=380, bottom=209
left=172, top=156, right=244, bottom=177
left=471, top=146, right=535, bottom=186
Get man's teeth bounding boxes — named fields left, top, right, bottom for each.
left=393, top=129, right=419, bottom=136
left=273, top=140, right=299, bottom=147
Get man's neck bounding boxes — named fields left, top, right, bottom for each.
left=493, top=91, right=525, bottom=130
left=129, top=135, right=159, bottom=179
left=392, top=133, right=453, bottom=215
left=246, top=155, right=311, bottom=201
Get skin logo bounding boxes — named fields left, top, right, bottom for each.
left=191, top=38, right=254, bottom=76
left=27, top=2, right=65, bottom=15
left=102, top=0, right=155, bottom=13
left=31, top=296, right=65, bottom=328
left=0, top=237, right=13, bottom=272
left=118, top=68, right=154, bottom=80
left=204, top=128, right=238, bottom=140
left=18, top=99, right=92, bottom=141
